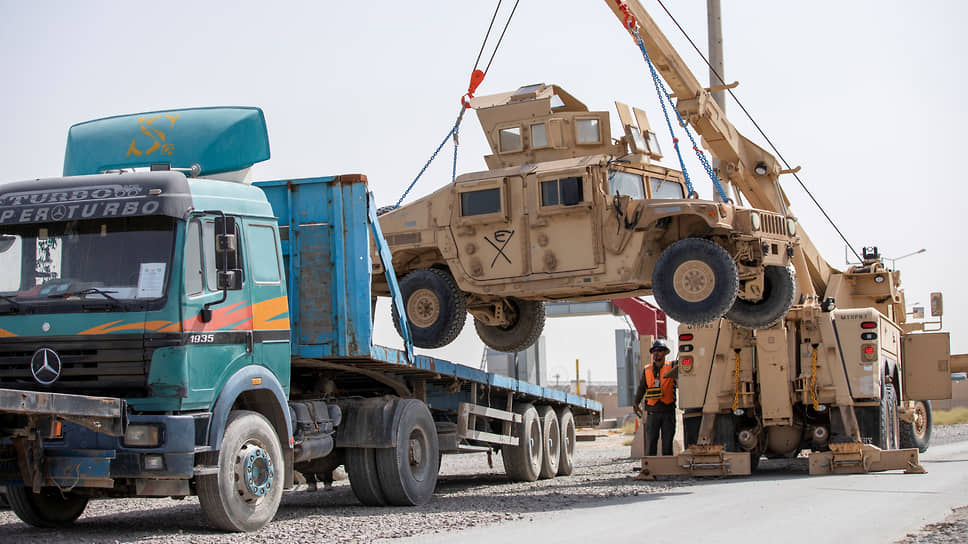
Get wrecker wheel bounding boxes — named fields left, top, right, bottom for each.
left=393, top=268, right=467, bottom=349
left=474, top=298, right=545, bottom=353
left=725, top=265, right=796, bottom=330
left=6, top=485, right=88, bottom=528
left=198, top=410, right=284, bottom=532
left=900, top=400, right=932, bottom=453
left=652, top=238, right=739, bottom=325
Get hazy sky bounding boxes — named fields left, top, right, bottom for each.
left=2, top=1, right=966, bottom=384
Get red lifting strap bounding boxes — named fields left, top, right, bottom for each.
left=461, top=69, right=486, bottom=109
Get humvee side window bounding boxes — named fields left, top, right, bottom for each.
left=461, top=188, right=502, bottom=216
left=541, top=177, right=584, bottom=207
left=499, top=127, right=522, bottom=152
left=608, top=170, right=645, bottom=200
left=576, top=119, right=600, bottom=144
left=650, top=177, right=685, bottom=199
left=531, top=123, right=548, bottom=148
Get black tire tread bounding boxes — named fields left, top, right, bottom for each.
left=652, top=238, right=739, bottom=325
left=725, top=265, right=796, bottom=330
left=536, top=406, right=560, bottom=479
left=502, top=403, right=541, bottom=482
left=346, top=448, right=387, bottom=506
left=6, top=486, right=87, bottom=528
left=556, top=408, right=576, bottom=476
left=374, top=399, right=439, bottom=506
left=899, top=400, right=932, bottom=453
left=474, top=298, right=545, bottom=353
left=392, top=268, right=467, bottom=349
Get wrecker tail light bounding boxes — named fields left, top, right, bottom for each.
left=679, top=333, right=694, bottom=341
left=862, top=344, right=877, bottom=362
left=860, top=321, right=877, bottom=329
left=124, top=424, right=161, bottom=447
left=681, top=357, right=694, bottom=373
left=679, top=344, right=694, bottom=352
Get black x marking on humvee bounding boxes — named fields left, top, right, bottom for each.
left=485, top=229, right=514, bottom=268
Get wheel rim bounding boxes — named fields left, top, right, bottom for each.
left=673, top=259, right=716, bottom=303
left=528, top=419, right=541, bottom=467
left=235, top=442, right=275, bottom=502
left=913, top=402, right=927, bottom=439
left=407, top=288, right=440, bottom=328
left=408, top=427, right=432, bottom=483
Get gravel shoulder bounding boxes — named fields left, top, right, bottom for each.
left=1, top=424, right=965, bottom=543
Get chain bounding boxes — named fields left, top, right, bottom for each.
left=394, top=108, right=466, bottom=209
left=627, top=22, right=730, bottom=203
left=810, top=345, right=820, bottom=410
left=731, top=349, right=742, bottom=413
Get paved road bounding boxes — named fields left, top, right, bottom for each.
left=391, top=441, right=968, bottom=544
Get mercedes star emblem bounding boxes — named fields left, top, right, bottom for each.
left=30, top=348, right=62, bottom=385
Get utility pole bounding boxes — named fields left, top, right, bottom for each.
left=706, top=0, right=735, bottom=203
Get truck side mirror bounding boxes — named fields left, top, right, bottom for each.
left=213, top=215, right=243, bottom=291
left=930, top=292, right=943, bottom=317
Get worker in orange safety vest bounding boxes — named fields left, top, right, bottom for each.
left=633, top=339, right=678, bottom=456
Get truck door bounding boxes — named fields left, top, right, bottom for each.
left=527, top=170, right=598, bottom=275
left=243, top=221, right=290, bottom=382
left=451, top=176, right=528, bottom=280
left=901, top=332, right=952, bottom=401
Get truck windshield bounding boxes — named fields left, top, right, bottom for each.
left=0, top=216, right=176, bottom=309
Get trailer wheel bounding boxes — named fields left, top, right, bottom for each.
left=393, top=268, right=467, bottom=349
left=346, top=448, right=387, bottom=506
left=900, top=400, right=932, bottom=453
left=556, top=408, right=576, bottom=476
left=652, top=238, right=738, bottom=325
left=725, top=265, right=796, bottom=329
left=198, top=410, right=284, bottom=532
left=6, top=486, right=87, bottom=528
left=537, top=406, right=561, bottom=479
left=474, top=298, right=545, bottom=353
left=502, top=403, right=542, bottom=482
left=375, top=399, right=439, bottom=506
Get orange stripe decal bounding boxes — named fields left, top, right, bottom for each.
left=0, top=328, right=16, bottom=338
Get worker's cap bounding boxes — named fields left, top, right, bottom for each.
left=649, top=339, right=670, bottom=353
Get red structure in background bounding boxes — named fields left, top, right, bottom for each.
left=611, top=298, right=667, bottom=340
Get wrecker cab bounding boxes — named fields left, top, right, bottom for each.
left=374, top=83, right=798, bottom=352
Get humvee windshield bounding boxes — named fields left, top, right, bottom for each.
left=0, top=216, right=176, bottom=312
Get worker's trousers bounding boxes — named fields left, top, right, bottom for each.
left=644, top=410, right=675, bottom=456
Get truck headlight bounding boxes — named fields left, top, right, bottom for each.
left=750, top=212, right=761, bottom=230
left=124, top=424, right=161, bottom=447
left=787, top=218, right=797, bottom=236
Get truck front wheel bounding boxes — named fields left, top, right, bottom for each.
left=6, top=486, right=87, bottom=528
left=652, top=238, right=739, bottom=325
left=474, top=298, right=545, bottom=353
left=725, top=265, right=796, bottom=329
left=900, top=400, right=932, bottom=453
left=198, top=410, right=284, bottom=532
left=393, top=268, right=467, bottom=349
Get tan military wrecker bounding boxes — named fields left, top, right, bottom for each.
left=373, top=83, right=798, bottom=352
left=596, top=0, right=952, bottom=478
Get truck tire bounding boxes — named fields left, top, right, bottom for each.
left=537, top=406, right=561, bottom=479
left=502, top=403, right=542, bottom=482
left=725, top=265, right=796, bottom=329
left=556, top=408, right=576, bottom=476
left=683, top=414, right=701, bottom=449
left=859, top=381, right=900, bottom=450
left=198, top=410, right=284, bottom=532
left=6, top=486, right=87, bottom=528
left=392, top=268, right=467, bottom=349
left=346, top=448, right=387, bottom=506
left=375, top=399, right=439, bottom=506
left=900, top=400, right=932, bottom=453
left=652, top=238, right=739, bottom=325
left=474, top=298, right=545, bottom=353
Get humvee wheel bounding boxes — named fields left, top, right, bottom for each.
left=652, top=238, right=738, bottom=324
left=900, top=400, right=932, bottom=453
left=392, top=268, right=467, bottom=349
left=473, top=298, right=545, bottom=353
left=725, top=265, right=796, bottom=329
left=6, top=485, right=87, bottom=528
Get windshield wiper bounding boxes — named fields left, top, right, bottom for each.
left=49, top=288, right=127, bottom=310
left=0, top=294, right=20, bottom=313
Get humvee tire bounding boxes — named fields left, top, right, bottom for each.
left=651, top=238, right=739, bottom=325
left=473, top=298, right=545, bottom=353
left=392, top=268, right=467, bottom=349
left=725, top=265, right=796, bottom=329
left=899, top=400, right=931, bottom=453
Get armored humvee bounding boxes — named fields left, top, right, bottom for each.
left=373, top=84, right=798, bottom=352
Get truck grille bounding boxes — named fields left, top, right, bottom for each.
left=0, top=334, right=179, bottom=398
left=760, top=212, right=788, bottom=236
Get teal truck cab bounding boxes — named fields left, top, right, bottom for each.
left=0, top=108, right=600, bottom=532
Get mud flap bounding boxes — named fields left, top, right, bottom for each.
left=808, top=443, right=925, bottom=475
left=636, top=444, right=751, bottom=479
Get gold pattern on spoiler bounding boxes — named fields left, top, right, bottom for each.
left=126, top=114, right=180, bottom=157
